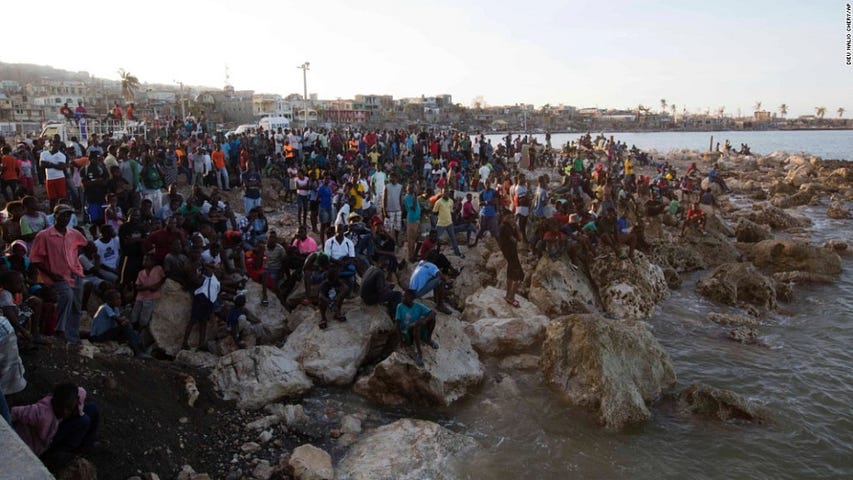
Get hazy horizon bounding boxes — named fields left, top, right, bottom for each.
left=3, top=0, right=848, bottom=117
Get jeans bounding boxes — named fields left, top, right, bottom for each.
left=42, top=403, right=99, bottom=471
left=216, top=167, right=230, bottom=190
left=435, top=224, right=462, bottom=255
left=244, top=196, right=261, bottom=215
left=54, top=277, right=83, bottom=343
left=91, top=325, right=143, bottom=354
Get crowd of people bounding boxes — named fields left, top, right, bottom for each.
left=0, top=124, right=729, bottom=470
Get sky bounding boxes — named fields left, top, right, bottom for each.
left=3, top=0, right=849, bottom=117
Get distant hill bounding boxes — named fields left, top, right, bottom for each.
left=0, top=62, right=94, bottom=83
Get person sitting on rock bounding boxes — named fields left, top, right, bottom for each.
left=395, top=288, right=439, bottom=367
left=299, top=252, right=330, bottom=308
left=317, top=267, right=349, bottom=330
left=682, top=202, right=708, bottom=236
left=225, top=293, right=260, bottom=348
left=408, top=259, right=452, bottom=314
left=360, top=264, right=403, bottom=319
left=89, top=289, right=147, bottom=357
left=12, top=382, right=98, bottom=473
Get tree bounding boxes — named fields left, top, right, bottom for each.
left=815, top=106, right=826, bottom=119
left=671, top=104, right=677, bottom=119
left=118, top=69, right=140, bottom=102
left=778, top=104, right=788, bottom=118
left=753, top=101, right=762, bottom=112
left=660, top=98, right=667, bottom=114
left=471, top=96, right=486, bottom=110
left=717, top=107, right=725, bottom=118
left=838, top=107, right=845, bottom=118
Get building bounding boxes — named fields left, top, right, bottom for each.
left=253, top=93, right=294, bottom=120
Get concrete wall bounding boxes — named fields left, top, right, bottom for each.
left=0, top=418, right=54, bottom=479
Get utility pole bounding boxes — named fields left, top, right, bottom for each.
left=298, top=62, right=310, bottom=128
left=173, top=80, right=186, bottom=120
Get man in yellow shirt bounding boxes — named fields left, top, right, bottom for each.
left=432, top=188, right=464, bottom=257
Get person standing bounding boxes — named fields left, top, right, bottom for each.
left=39, top=141, right=68, bottom=209
left=469, top=179, right=500, bottom=247
left=497, top=210, right=524, bottom=308
left=29, top=204, right=88, bottom=343
left=383, top=172, right=403, bottom=244
left=211, top=144, right=229, bottom=191
left=403, top=182, right=421, bottom=262
left=432, top=188, right=464, bottom=257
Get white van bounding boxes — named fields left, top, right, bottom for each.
left=258, top=116, right=290, bottom=133
left=233, top=123, right=258, bottom=136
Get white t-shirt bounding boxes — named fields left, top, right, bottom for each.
left=95, top=237, right=120, bottom=270
left=324, top=236, right=355, bottom=260
left=478, top=165, right=490, bottom=183
left=40, top=150, right=67, bottom=180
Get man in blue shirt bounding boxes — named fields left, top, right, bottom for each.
left=469, top=179, right=500, bottom=247
left=408, top=260, right=452, bottom=314
left=395, top=289, right=439, bottom=367
left=403, top=183, right=422, bottom=263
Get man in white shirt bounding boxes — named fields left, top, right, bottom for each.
left=40, top=141, right=68, bottom=208
left=94, top=224, right=121, bottom=283
left=478, top=162, right=490, bottom=190
left=324, top=224, right=358, bottom=289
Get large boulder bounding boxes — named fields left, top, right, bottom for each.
left=651, top=243, right=705, bottom=273
left=353, top=314, right=483, bottom=406
left=528, top=256, right=598, bottom=315
left=461, top=286, right=550, bottom=356
left=149, top=279, right=194, bottom=356
left=210, top=346, right=312, bottom=409
left=243, top=280, right=290, bottom=344
left=541, top=314, right=676, bottom=429
left=678, top=383, right=767, bottom=423
left=588, top=252, right=669, bottom=320
left=826, top=202, right=850, bottom=219
left=696, top=262, right=778, bottom=310
left=335, top=419, right=477, bottom=480
left=150, top=279, right=288, bottom=356
left=732, top=203, right=810, bottom=230
left=735, top=218, right=772, bottom=243
left=290, top=444, right=334, bottom=480
left=281, top=305, right=396, bottom=385
left=740, top=239, right=843, bottom=276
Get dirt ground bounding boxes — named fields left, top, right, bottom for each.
left=10, top=341, right=307, bottom=480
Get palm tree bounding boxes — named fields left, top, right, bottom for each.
left=753, top=101, right=762, bottom=112
left=815, top=106, right=826, bottom=119
left=778, top=104, right=788, bottom=118
left=671, top=104, right=677, bottom=119
left=660, top=99, right=667, bottom=114
left=118, top=69, right=140, bottom=102
left=837, top=107, right=845, bottom=118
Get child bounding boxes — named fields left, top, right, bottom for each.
left=0, top=296, right=27, bottom=421
left=18, top=151, right=35, bottom=196
left=0, top=269, right=45, bottom=345
left=318, top=268, right=349, bottom=330
left=89, top=289, right=146, bottom=357
left=131, top=254, right=165, bottom=329
left=104, top=193, right=124, bottom=232
left=225, top=294, right=259, bottom=348
left=181, top=260, right=220, bottom=351
left=12, top=383, right=98, bottom=472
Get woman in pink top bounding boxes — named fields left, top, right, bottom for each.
left=130, top=254, right=166, bottom=329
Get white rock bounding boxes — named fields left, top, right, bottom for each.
left=588, top=252, right=669, bottom=320
left=289, top=444, right=334, bottom=480
left=354, top=314, right=483, bottom=406
left=281, top=305, right=395, bottom=385
left=340, top=415, right=362, bottom=435
left=335, top=419, right=477, bottom=480
left=462, top=286, right=550, bottom=356
left=541, top=314, right=676, bottom=429
left=210, top=346, right=312, bottom=409
left=528, top=256, right=598, bottom=316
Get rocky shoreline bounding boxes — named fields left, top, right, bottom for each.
left=19, top=148, right=851, bottom=479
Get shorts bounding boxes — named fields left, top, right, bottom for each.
left=414, top=276, right=439, bottom=299
left=190, top=293, right=215, bottom=323
left=385, top=211, right=402, bottom=231
left=319, top=207, right=332, bottom=224
left=506, top=259, right=524, bottom=282
left=45, top=178, right=67, bottom=200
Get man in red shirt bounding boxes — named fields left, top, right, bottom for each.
left=211, top=145, right=229, bottom=191
left=144, top=215, right=187, bottom=264
left=0, top=144, right=21, bottom=201
left=29, top=204, right=88, bottom=343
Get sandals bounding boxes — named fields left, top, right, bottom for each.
left=319, top=320, right=328, bottom=330
left=504, top=297, right=520, bottom=308
left=335, top=313, right=347, bottom=323
left=260, top=299, right=270, bottom=307
left=427, top=339, right=439, bottom=350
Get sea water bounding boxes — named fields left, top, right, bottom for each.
left=485, top=130, right=853, bottom=161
